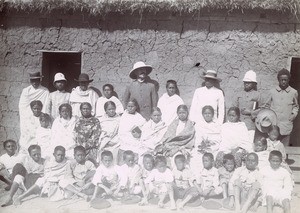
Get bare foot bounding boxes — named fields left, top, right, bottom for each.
left=13, top=197, right=22, bottom=206
left=170, top=201, right=177, bottom=210
left=158, top=201, right=164, bottom=208
left=1, top=198, right=13, bottom=207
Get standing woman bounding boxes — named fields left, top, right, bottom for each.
left=69, top=73, right=99, bottom=118
left=157, top=80, right=184, bottom=126
left=189, top=70, right=224, bottom=125
left=74, top=102, right=101, bottom=166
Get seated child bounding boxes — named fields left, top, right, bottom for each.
left=144, top=156, right=176, bottom=210
left=216, top=107, right=252, bottom=168
left=35, top=113, right=52, bottom=159
left=194, top=153, right=222, bottom=200
left=59, top=146, right=96, bottom=201
left=190, top=105, right=221, bottom=172
left=91, top=151, right=122, bottom=201
left=218, top=154, right=235, bottom=199
left=139, top=154, right=155, bottom=205
left=118, top=99, right=146, bottom=164
left=260, top=150, right=293, bottom=213
left=267, top=125, right=286, bottom=161
left=0, top=140, right=25, bottom=191
left=254, top=136, right=270, bottom=170
left=118, top=150, right=142, bottom=196
left=229, top=153, right=261, bottom=213
left=14, top=146, right=69, bottom=205
left=172, top=154, right=199, bottom=210
left=1, top=145, right=45, bottom=207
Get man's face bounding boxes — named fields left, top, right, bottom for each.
left=278, top=75, right=289, bottom=89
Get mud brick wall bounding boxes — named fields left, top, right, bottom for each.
left=1, top=9, right=300, bottom=147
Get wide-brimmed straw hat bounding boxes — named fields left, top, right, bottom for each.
left=243, top=70, right=257, bottom=83
left=53, top=73, right=67, bottom=83
left=29, top=72, right=43, bottom=79
left=74, top=73, right=93, bottom=83
left=129, top=61, right=152, bottom=79
left=255, top=109, right=277, bottom=133
left=201, top=70, right=222, bottom=82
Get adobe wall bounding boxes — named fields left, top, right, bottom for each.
left=0, top=8, right=299, bottom=144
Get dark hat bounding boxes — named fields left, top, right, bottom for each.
left=75, top=73, right=93, bottom=83
left=129, top=61, right=153, bottom=79
left=29, top=72, right=43, bottom=79
left=201, top=70, right=222, bottom=82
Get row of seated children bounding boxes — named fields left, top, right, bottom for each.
left=0, top=139, right=293, bottom=213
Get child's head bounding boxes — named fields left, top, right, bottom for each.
left=53, top=146, right=66, bottom=163
left=177, top=105, right=189, bottom=121
left=277, top=68, right=290, bottom=90
left=143, top=154, right=155, bottom=171
left=101, top=151, right=113, bottom=168
left=245, top=153, right=258, bottom=171
left=30, top=100, right=43, bottom=117
left=269, top=150, right=283, bottom=170
left=151, top=107, right=162, bottom=123
left=28, top=145, right=41, bottom=163
left=3, top=139, right=17, bottom=156
left=223, top=154, right=235, bottom=172
left=127, top=99, right=139, bottom=114
left=104, top=101, right=116, bottom=117
left=74, top=145, right=86, bottom=164
left=39, top=113, right=52, bottom=128
left=102, top=84, right=114, bottom=99
left=254, top=136, right=267, bottom=152
left=227, top=107, right=240, bottom=123
left=80, top=102, right=92, bottom=118
left=53, top=73, right=67, bottom=91
left=155, top=155, right=168, bottom=173
left=202, top=152, right=214, bottom=170
left=166, top=80, right=179, bottom=96
left=174, top=154, right=186, bottom=171
left=59, top=103, right=72, bottom=119
left=202, top=105, right=214, bottom=123
left=123, top=150, right=135, bottom=167
left=268, top=125, right=280, bottom=142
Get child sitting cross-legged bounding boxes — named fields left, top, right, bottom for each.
left=91, top=151, right=123, bottom=201
left=14, top=146, right=69, bottom=205
left=139, top=154, right=155, bottom=205
left=172, top=154, right=199, bottom=210
left=144, top=155, right=176, bottom=210
left=260, top=150, right=293, bottom=213
left=194, top=152, right=222, bottom=201
left=229, top=152, right=261, bottom=213
left=59, top=146, right=96, bottom=201
left=1, top=145, right=45, bottom=207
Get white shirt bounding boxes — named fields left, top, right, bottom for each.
left=189, top=86, right=224, bottom=125
left=0, top=153, right=25, bottom=174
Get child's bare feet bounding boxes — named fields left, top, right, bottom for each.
left=158, top=201, right=164, bottom=208
left=170, top=201, right=177, bottom=210
left=13, top=197, right=21, bottom=206
left=1, top=197, right=13, bottom=207
left=139, top=198, right=148, bottom=206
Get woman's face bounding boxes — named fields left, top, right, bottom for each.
left=31, top=104, right=42, bottom=117
left=177, top=108, right=188, bottom=121
left=227, top=110, right=239, bottom=123
left=81, top=104, right=92, bottom=118
left=103, top=86, right=113, bottom=99
left=127, top=102, right=137, bottom=114
left=151, top=111, right=162, bottom=123
left=79, top=82, right=89, bottom=91
left=106, top=104, right=116, bottom=117
left=166, top=83, right=176, bottom=97
left=202, top=108, right=214, bottom=123
left=60, top=106, right=71, bottom=119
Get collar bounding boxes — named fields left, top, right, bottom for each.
left=276, top=85, right=291, bottom=93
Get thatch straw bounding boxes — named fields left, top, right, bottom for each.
left=1, top=0, right=300, bottom=15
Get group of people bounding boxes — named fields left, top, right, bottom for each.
left=0, top=61, right=298, bottom=213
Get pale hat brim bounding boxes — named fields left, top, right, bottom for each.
left=129, top=65, right=152, bottom=79
left=201, top=75, right=222, bottom=82
left=255, top=109, right=277, bottom=133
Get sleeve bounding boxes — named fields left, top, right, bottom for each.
left=283, top=170, right=293, bottom=196
left=213, top=169, right=221, bottom=189
left=64, top=162, right=74, bottom=179
left=45, top=93, right=52, bottom=115
left=189, top=90, right=198, bottom=123
left=91, top=119, right=101, bottom=145
left=144, top=170, right=155, bottom=184
left=217, top=91, right=225, bottom=125
left=115, top=98, right=124, bottom=115
left=91, top=91, right=100, bottom=116
left=291, top=90, right=299, bottom=119
left=122, top=85, right=131, bottom=109
left=164, top=169, right=174, bottom=183
left=92, top=167, right=102, bottom=185
left=151, top=84, right=158, bottom=107
left=229, top=167, right=241, bottom=186
left=117, top=165, right=128, bottom=187
left=263, top=90, right=272, bottom=109
left=87, top=161, right=96, bottom=171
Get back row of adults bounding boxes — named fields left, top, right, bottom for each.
left=18, top=61, right=299, bottom=148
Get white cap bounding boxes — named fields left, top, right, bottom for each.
left=53, top=73, right=67, bottom=83
left=243, top=70, right=257, bottom=83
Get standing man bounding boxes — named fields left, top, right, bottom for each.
left=265, top=68, right=299, bottom=146
left=123, top=61, right=158, bottom=120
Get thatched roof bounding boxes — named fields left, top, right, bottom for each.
left=1, top=0, right=300, bottom=15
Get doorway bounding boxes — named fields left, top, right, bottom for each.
left=41, top=52, right=82, bottom=92
left=290, top=57, right=300, bottom=146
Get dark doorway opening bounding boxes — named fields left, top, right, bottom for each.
left=290, top=57, right=300, bottom=146
left=41, top=52, right=82, bottom=92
